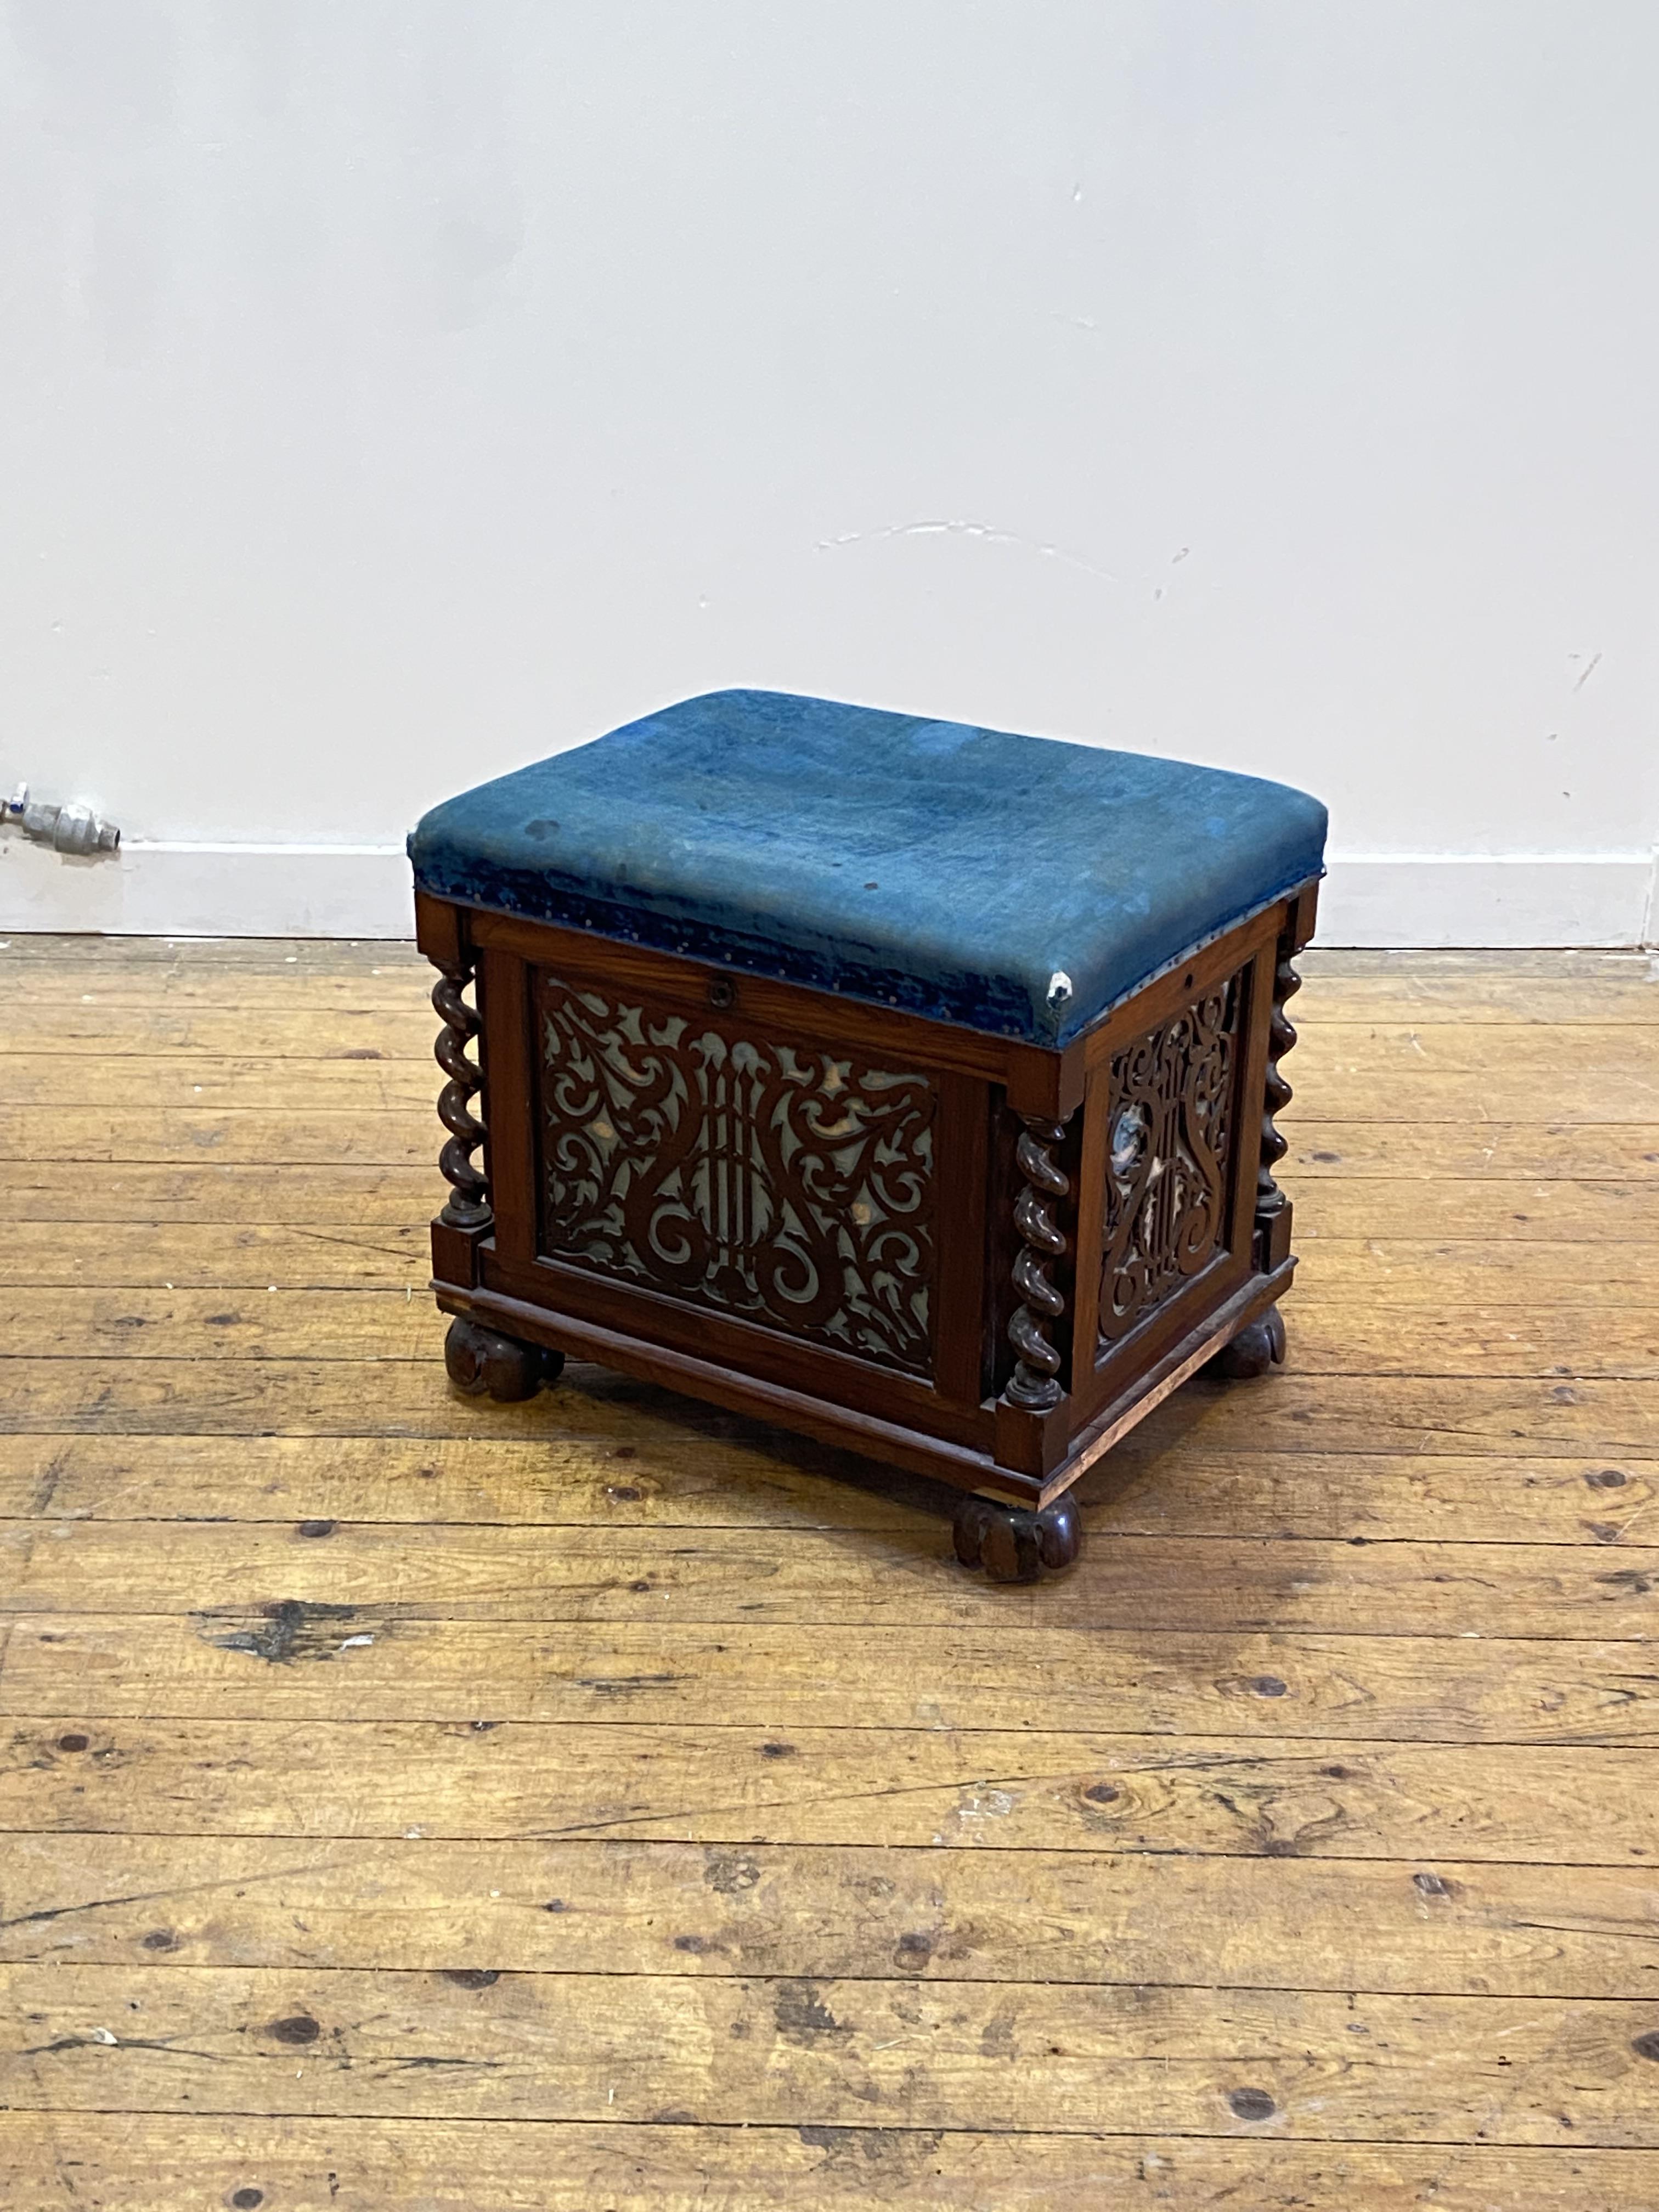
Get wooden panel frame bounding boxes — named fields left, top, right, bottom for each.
left=1066, top=916, right=1278, bottom=1431
left=471, top=927, right=995, bottom=1455
left=419, top=882, right=1319, bottom=1508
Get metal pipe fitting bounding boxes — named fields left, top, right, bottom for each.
left=4, top=784, right=121, bottom=856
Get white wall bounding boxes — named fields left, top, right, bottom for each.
left=2, top=0, right=1656, bottom=943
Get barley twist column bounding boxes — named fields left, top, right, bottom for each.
left=432, top=963, right=492, bottom=1230
left=1003, top=1115, right=1071, bottom=1410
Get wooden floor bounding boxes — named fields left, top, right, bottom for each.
left=4, top=936, right=1659, bottom=2210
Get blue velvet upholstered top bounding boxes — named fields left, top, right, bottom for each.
left=409, top=690, right=1326, bottom=1048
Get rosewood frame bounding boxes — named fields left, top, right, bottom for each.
left=416, top=876, right=1317, bottom=1518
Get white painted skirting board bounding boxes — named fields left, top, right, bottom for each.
left=1317, top=852, right=1658, bottom=949
left=2, top=839, right=1656, bottom=948
left=0, top=842, right=413, bottom=940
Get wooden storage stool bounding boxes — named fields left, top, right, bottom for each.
left=408, top=690, right=1326, bottom=1581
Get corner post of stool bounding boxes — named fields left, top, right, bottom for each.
left=416, top=891, right=493, bottom=1283
left=1254, top=881, right=1318, bottom=1274
left=1003, top=1111, right=1072, bottom=1412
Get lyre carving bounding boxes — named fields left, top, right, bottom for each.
left=1002, top=1115, right=1071, bottom=1410
left=1255, top=939, right=1302, bottom=1262
left=1097, top=971, right=1242, bottom=1351
left=432, top=963, right=491, bottom=1229
left=536, top=971, right=937, bottom=1374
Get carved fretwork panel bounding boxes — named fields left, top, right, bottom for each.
left=1096, top=967, right=1245, bottom=1354
left=534, top=971, right=938, bottom=1376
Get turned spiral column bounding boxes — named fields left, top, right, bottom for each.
left=1003, top=1114, right=1072, bottom=1411
left=432, top=963, right=492, bottom=1230
left=1254, top=939, right=1302, bottom=1268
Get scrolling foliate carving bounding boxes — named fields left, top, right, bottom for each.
left=1096, top=968, right=1243, bottom=1352
left=535, top=972, right=937, bottom=1375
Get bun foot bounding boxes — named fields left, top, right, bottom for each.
left=953, top=1491, right=1082, bottom=1583
left=1208, top=1304, right=1286, bottom=1380
left=444, top=1316, right=565, bottom=1401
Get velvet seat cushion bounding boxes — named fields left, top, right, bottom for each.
left=408, top=689, right=1327, bottom=1047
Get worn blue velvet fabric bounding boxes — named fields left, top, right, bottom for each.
left=409, top=690, right=1326, bottom=1047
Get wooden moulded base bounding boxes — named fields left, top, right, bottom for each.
left=433, top=1263, right=1296, bottom=1581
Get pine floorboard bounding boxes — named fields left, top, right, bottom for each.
left=4, top=935, right=1659, bottom=2210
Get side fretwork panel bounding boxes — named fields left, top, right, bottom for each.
left=465, top=919, right=995, bottom=1452
left=1064, top=911, right=1282, bottom=1430
left=533, top=966, right=940, bottom=1380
